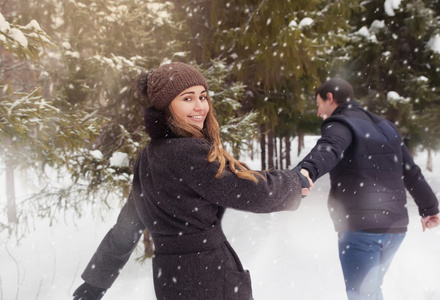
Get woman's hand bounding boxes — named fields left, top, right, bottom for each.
left=73, top=282, right=107, bottom=300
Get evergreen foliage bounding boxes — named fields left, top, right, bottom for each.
left=43, top=0, right=252, bottom=198
left=0, top=11, right=105, bottom=234
left=330, top=0, right=440, bottom=152
left=171, top=0, right=362, bottom=167
left=203, top=59, right=258, bottom=158
left=2, top=1, right=258, bottom=236
left=0, top=11, right=55, bottom=60
left=3, top=0, right=440, bottom=237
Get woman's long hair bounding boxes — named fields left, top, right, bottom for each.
left=165, top=96, right=265, bottom=183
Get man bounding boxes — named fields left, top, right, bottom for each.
left=297, top=78, right=440, bottom=299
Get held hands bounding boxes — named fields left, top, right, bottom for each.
left=421, top=214, right=440, bottom=232
left=300, top=169, right=314, bottom=197
left=292, top=166, right=314, bottom=197
left=73, top=282, right=107, bottom=300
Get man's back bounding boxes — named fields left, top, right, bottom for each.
left=321, top=101, right=409, bottom=232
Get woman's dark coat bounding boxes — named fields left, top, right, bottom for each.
left=81, top=107, right=304, bottom=299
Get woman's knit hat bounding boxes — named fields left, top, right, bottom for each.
left=147, top=62, right=209, bottom=110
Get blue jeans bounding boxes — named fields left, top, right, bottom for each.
left=338, top=231, right=406, bottom=300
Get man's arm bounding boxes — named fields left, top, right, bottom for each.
left=401, top=144, right=439, bottom=218
left=298, top=121, right=352, bottom=182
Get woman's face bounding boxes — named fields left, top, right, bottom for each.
left=170, top=85, right=209, bottom=129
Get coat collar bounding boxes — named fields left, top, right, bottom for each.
left=143, top=106, right=177, bottom=140
left=332, top=99, right=361, bottom=116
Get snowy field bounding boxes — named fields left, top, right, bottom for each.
left=1, top=136, right=439, bottom=300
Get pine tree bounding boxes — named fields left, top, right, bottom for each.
left=37, top=0, right=257, bottom=200
left=6, top=0, right=183, bottom=207
left=3, top=1, right=259, bottom=245
left=0, top=11, right=105, bottom=234
left=202, top=59, right=258, bottom=159
left=330, top=0, right=440, bottom=158
left=171, top=0, right=362, bottom=168
left=1, top=9, right=56, bottom=227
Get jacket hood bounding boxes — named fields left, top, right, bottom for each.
left=143, top=106, right=177, bottom=140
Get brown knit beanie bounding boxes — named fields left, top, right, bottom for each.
left=147, top=62, right=209, bottom=111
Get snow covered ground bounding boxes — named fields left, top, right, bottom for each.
left=1, top=136, right=440, bottom=300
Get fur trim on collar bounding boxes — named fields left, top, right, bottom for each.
left=143, top=106, right=177, bottom=140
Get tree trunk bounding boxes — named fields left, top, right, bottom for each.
left=5, top=159, right=18, bottom=224
left=297, top=133, right=305, bottom=156
left=427, top=149, right=433, bottom=172
left=259, top=124, right=266, bottom=170
left=279, top=136, right=284, bottom=169
left=274, top=135, right=279, bottom=169
left=285, top=136, right=291, bottom=168
left=268, top=130, right=274, bottom=169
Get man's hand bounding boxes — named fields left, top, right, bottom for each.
left=300, top=169, right=314, bottom=191
left=421, top=214, right=440, bottom=232
left=292, top=166, right=314, bottom=197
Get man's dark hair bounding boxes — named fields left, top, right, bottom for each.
left=315, top=78, right=354, bottom=104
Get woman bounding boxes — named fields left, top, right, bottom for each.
left=73, top=62, right=311, bottom=300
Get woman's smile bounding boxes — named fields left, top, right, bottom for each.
left=170, top=85, right=209, bottom=129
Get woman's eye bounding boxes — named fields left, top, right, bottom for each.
left=200, top=95, right=207, bottom=101
left=184, top=97, right=192, bottom=101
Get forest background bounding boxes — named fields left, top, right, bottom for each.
left=1, top=0, right=440, bottom=252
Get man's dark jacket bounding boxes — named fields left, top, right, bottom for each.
left=299, top=100, right=439, bottom=232
left=81, top=107, right=304, bottom=299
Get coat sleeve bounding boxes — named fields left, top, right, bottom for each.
left=298, top=121, right=352, bottom=182
left=81, top=189, right=147, bottom=289
left=401, top=144, right=439, bottom=216
left=167, top=139, right=303, bottom=213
